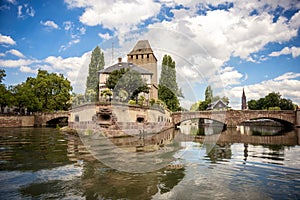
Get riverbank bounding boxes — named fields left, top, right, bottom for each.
left=0, top=115, right=35, bottom=127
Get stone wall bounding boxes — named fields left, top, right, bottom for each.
left=0, top=116, right=35, bottom=128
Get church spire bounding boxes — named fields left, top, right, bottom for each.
left=241, top=88, right=247, bottom=110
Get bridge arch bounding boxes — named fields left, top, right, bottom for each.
left=34, top=111, right=69, bottom=126
left=172, top=110, right=296, bottom=127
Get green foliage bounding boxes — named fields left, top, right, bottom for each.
left=138, top=95, right=145, bottom=106
left=190, top=101, right=200, bottom=111
left=86, top=46, right=105, bottom=101
left=107, top=69, right=149, bottom=102
left=205, top=85, right=213, bottom=103
left=12, top=70, right=72, bottom=112
left=158, top=55, right=182, bottom=111
left=106, top=68, right=129, bottom=90
left=71, top=93, right=85, bottom=106
left=268, top=106, right=281, bottom=110
left=190, top=86, right=229, bottom=111
left=0, top=69, right=6, bottom=84
left=198, top=100, right=209, bottom=111
left=248, top=92, right=295, bottom=110
left=149, top=98, right=156, bottom=106
left=158, top=85, right=179, bottom=112
left=85, top=89, right=97, bottom=102
left=128, top=100, right=136, bottom=105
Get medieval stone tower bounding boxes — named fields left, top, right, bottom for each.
left=127, top=40, right=157, bottom=84
left=127, top=40, right=158, bottom=99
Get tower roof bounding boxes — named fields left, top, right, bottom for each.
left=128, top=40, right=153, bottom=55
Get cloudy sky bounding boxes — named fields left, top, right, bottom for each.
left=0, top=0, right=300, bottom=109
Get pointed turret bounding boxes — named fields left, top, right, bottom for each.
left=241, top=88, right=247, bottom=110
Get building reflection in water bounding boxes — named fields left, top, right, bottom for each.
left=64, top=132, right=185, bottom=199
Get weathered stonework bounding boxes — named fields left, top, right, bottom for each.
left=0, top=116, right=35, bottom=127
left=172, top=110, right=297, bottom=127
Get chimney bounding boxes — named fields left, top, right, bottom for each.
left=118, top=57, right=122, bottom=63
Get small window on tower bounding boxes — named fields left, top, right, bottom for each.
left=147, top=54, right=149, bottom=58
left=131, top=55, right=133, bottom=59
left=136, top=55, right=138, bottom=59
left=141, top=54, right=144, bottom=59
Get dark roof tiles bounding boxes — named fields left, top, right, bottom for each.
left=99, top=62, right=153, bottom=75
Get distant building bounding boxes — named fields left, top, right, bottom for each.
left=207, top=99, right=229, bottom=110
left=98, top=40, right=158, bottom=101
left=241, top=88, right=247, bottom=110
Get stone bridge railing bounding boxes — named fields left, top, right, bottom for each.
left=172, top=110, right=299, bottom=127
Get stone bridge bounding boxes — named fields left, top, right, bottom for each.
left=34, top=111, right=69, bottom=126
left=172, top=110, right=300, bottom=127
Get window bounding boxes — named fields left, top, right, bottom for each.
left=131, top=55, right=133, bottom=59
left=141, top=54, right=144, bottom=59
left=136, top=55, right=138, bottom=59
left=147, top=54, right=149, bottom=58
left=75, top=115, right=79, bottom=122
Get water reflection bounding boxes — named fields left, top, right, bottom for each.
left=0, top=126, right=299, bottom=199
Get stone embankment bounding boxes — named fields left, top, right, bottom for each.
left=0, top=115, right=35, bottom=128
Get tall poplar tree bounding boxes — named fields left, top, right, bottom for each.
left=205, top=85, right=213, bottom=103
left=85, top=46, right=105, bottom=101
left=158, top=55, right=181, bottom=111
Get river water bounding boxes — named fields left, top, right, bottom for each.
left=0, top=125, right=299, bottom=199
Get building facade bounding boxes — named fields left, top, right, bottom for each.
left=98, top=40, right=158, bottom=101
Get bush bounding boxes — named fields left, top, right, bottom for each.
left=268, top=106, right=281, bottom=110
left=149, top=98, right=156, bottom=106
left=128, top=100, right=136, bottom=105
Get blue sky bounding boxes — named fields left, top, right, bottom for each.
left=0, top=0, right=300, bottom=109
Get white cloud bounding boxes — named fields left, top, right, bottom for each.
left=0, top=59, right=36, bottom=68
left=289, top=10, right=300, bottom=29
left=25, top=5, right=35, bottom=17
left=226, top=72, right=300, bottom=109
left=19, top=66, right=36, bottom=74
left=274, top=72, right=300, bottom=81
left=98, top=33, right=112, bottom=40
left=63, top=21, right=73, bottom=31
left=78, top=27, right=86, bottom=35
left=6, top=0, right=17, bottom=4
left=40, top=20, right=60, bottom=29
left=65, top=0, right=161, bottom=42
left=6, top=49, right=25, bottom=58
left=269, top=46, right=300, bottom=58
left=0, top=53, right=5, bottom=57
left=0, top=34, right=16, bottom=45
left=59, top=39, right=80, bottom=52
left=17, top=5, right=22, bottom=17
left=43, top=51, right=92, bottom=93
left=18, top=4, right=35, bottom=18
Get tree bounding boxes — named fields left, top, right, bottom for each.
left=279, top=98, right=294, bottom=110
left=247, top=99, right=257, bottom=110
left=205, top=85, right=213, bottom=103
left=158, top=55, right=182, bottom=111
left=158, top=85, right=179, bottom=112
left=0, top=69, right=14, bottom=113
left=264, top=92, right=281, bottom=108
left=247, top=92, right=296, bottom=110
left=0, top=69, right=6, bottom=84
left=86, top=46, right=105, bottom=101
left=12, top=70, right=72, bottom=112
left=106, top=69, right=149, bottom=102
left=198, top=100, right=209, bottom=111
left=106, top=68, right=129, bottom=91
